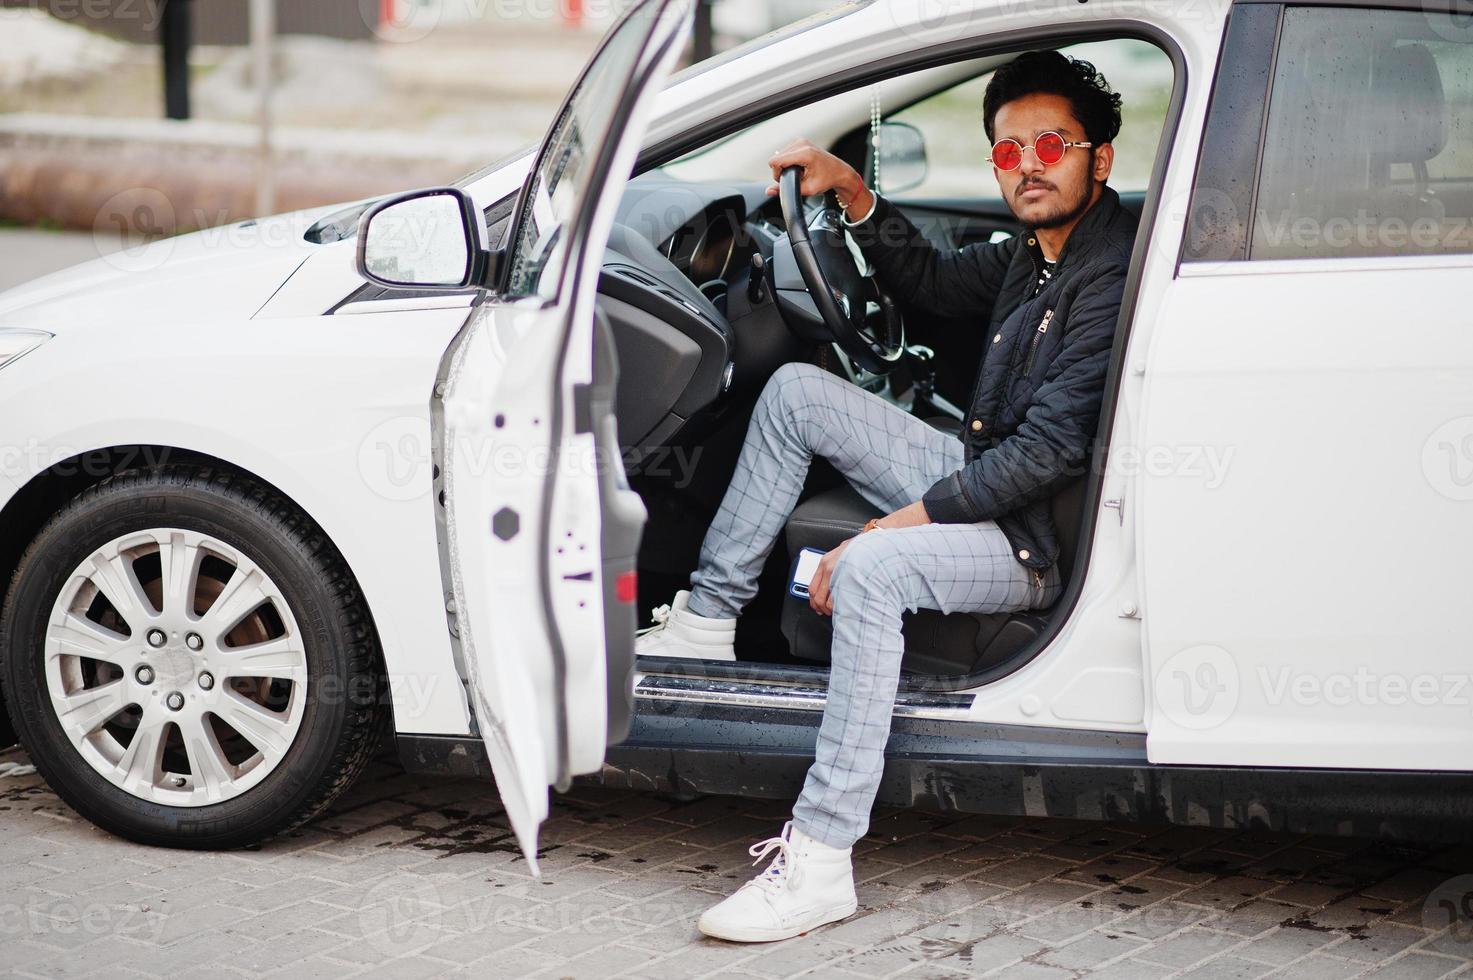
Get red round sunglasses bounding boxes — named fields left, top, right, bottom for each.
left=990, top=131, right=1094, bottom=171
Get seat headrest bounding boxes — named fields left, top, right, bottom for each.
left=1373, top=43, right=1446, bottom=165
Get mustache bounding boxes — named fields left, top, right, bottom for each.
left=1015, top=178, right=1055, bottom=198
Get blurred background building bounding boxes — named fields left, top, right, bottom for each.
left=0, top=0, right=834, bottom=236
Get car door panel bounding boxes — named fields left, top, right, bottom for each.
left=1141, top=262, right=1473, bottom=770
left=438, top=0, right=688, bottom=872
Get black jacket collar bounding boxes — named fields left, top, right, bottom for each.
left=1019, top=184, right=1124, bottom=274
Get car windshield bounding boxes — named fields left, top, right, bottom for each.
left=504, top=1, right=677, bottom=299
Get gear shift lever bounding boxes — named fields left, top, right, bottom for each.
left=747, top=253, right=767, bottom=304
left=906, top=344, right=937, bottom=407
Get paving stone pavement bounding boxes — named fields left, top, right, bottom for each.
left=3, top=744, right=1473, bottom=979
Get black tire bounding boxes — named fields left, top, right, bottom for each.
left=0, top=696, right=15, bottom=752
left=0, top=466, right=385, bottom=849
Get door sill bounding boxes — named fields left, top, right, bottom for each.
left=634, top=667, right=975, bottom=720
left=637, top=653, right=985, bottom=695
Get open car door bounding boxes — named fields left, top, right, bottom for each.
left=438, top=0, right=691, bottom=872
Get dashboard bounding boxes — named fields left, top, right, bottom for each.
left=611, top=174, right=784, bottom=301
left=597, top=173, right=804, bottom=467
left=661, top=204, right=740, bottom=286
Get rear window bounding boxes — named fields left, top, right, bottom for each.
left=1251, top=5, right=1473, bottom=260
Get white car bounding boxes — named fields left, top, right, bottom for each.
left=3, top=0, right=1472, bottom=866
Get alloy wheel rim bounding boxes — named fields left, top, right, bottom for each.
left=44, top=528, right=309, bottom=807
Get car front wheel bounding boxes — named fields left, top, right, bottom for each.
left=0, top=466, right=384, bottom=848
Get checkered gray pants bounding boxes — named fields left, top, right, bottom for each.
left=687, top=361, right=1062, bottom=849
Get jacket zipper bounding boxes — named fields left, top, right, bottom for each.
left=1022, top=307, right=1054, bottom=375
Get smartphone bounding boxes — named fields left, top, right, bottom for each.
left=788, top=547, right=827, bottom=599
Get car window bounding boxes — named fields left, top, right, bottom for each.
left=885, top=38, right=1172, bottom=197
left=1251, top=6, right=1473, bottom=260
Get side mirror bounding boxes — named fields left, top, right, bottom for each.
left=355, top=188, right=496, bottom=290
left=866, top=122, right=928, bottom=196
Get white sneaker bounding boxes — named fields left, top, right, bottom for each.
left=697, top=821, right=859, bottom=942
left=635, top=590, right=737, bottom=662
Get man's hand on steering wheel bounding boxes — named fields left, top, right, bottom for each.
left=763, top=138, right=907, bottom=375
left=766, top=140, right=875, bottom=226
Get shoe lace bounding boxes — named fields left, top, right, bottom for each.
left=746, top=822, right=801, bottom=891
left=636, top=602, right=673, bottom=637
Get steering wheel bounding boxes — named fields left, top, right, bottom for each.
left=769, top=166, right=905, bottom=375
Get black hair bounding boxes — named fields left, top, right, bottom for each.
left=982, top=50, right=1123, bottom=146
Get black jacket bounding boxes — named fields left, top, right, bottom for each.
left=846, top=186, right=1137, bottom=572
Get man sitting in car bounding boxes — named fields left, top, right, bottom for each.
left=637, top=50, right=1138, bottom=942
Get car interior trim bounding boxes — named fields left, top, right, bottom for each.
left=631, top=671, right=977, bottom=720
